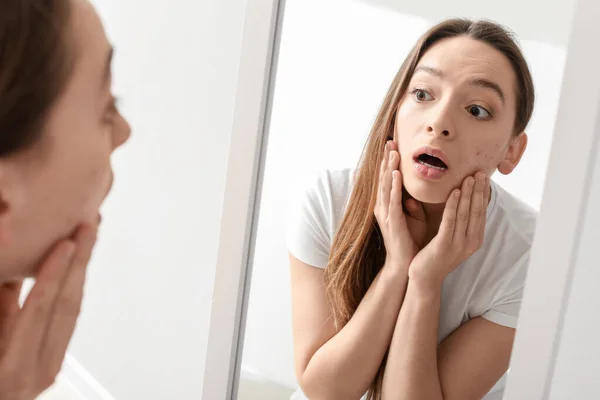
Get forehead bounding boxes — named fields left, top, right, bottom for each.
left=67, top=0, right=112, bottom=88
left=416, top=36, right=516, bottom=97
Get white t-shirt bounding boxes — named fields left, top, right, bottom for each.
left=286, top=168, right=537, bottom=400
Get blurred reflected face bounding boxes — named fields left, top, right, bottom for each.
left=395, top=35, right=527, bottom=204
left=0, top=0, right=131, bottom=280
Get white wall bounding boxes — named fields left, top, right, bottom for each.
left=63, top=0, right=247, bottom=399
left=240, top=0, right=571, bottom=391
left=548, top=118, right=600, bottom=398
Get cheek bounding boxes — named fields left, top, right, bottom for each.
left=469, top=142, right=504, bottom=173
left=64, top=146, right=112, bottom=221
left=395, top=102, right=420, bottom=145
left=83, top=156, right=111, bottom=202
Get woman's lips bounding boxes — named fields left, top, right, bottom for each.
left=412, top=145, right=450, bottom=168
left=411, top=145, right=450, bottom=180
left=412, top=159, right=449, bottom=180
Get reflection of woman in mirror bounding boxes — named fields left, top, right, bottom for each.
left=0, top=1, right=130, bottom=397
left=288, top=18, right=535, bottom=400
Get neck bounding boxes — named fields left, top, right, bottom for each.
left=420, top=186, right=493, bottom=246
left=422, top=202, right=446, bottom=245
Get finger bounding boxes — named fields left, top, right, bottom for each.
left=438, top=189, right=461, bottom=245
left=389, top=170, right=411, bottom=241
left=6, top=241, right=76, bottom=363
left=467, top=173, right=486, bottom=240
left=378, top=141, right=391, bottom=215
left=455, top=176, right=475, bottom=239
left=0, top=281, right=23, bottom=323
left=0, top=281, right=23, bottom=354
left=378, top=141, right=390, bottom=191
left=480, top=176, right=492, bottom=243
left=382, top=149, right=398, bottom=218
left=41, top=224, right=97, bottom=376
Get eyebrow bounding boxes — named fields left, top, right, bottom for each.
left=413, top=65, right=506, bottom=105
left=414, top=65, right=444, bottom=78
left=102, top=47, right=114, bottom=89
left=468, top=78, right=505, bottom=105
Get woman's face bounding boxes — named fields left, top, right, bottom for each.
left=395, top=35, right=527, bottom=204
left=0, top=0, right=130, bottom=280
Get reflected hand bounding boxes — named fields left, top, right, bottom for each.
left=375, top=140, right=422, bottom=270
left=0, top=224, right=97, bottom=400
left=409, top=173, right=490, bottom=286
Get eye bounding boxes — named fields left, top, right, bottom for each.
left=467, top=105, right=492, bottom=120
left=411, top=88, right=433, bottom=102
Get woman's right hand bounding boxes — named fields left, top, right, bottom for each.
left=0, top=223, right=97, bottom=400
left=375, top=141, right=422, bottom=271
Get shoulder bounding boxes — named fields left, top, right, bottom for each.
left=309, top=168, right=355, bottom=194
left=295, top=168, right=355, bottom=216
left=488, top=181, right=538, bottom=249
left=473, top=181, right=538, bottom=292
left=285, top=168, right=355, bottom=268
left=456, top=182, right=539, bottom=326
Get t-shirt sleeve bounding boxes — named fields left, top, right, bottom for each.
left=481, top=287, right=524, bottom=328
left=481, top=251, right=530, bottom=329
left=285, top=171, right=334, bottom=269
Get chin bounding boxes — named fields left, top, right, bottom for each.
left=403, top=175, right=454, bottom=204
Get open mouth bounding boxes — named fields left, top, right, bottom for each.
left=412, top=146, right=450, bottom=179
left=415, top=153, right=448, bottom=170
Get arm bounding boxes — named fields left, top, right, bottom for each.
left=437, top=315, right=515, bottom=399
left=382, top=278, right=515, bottom=400
left=381, top=278, right=444, bottom=399
left=290, top=254, right=408, bottom=400
left=290, top=142, right=423, bottom=399
left=383, top=173, right=513, bottom=399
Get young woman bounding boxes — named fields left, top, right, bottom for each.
left=288, top=19, right=536, bottom=400
left=0, top=0, right=130, bottom=398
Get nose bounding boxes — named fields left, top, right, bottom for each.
left=427, top=126, right=450, bottom=137
left=427, top=101, right=454, bottom=138
left=112, top=112, right=132, bottom=150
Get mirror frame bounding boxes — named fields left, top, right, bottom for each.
left=202, top=0, right=600, bottom=398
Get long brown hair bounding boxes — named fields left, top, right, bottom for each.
left=0, top=0, right=74, bottom=157
left=323, top=18, right=535, bottom=399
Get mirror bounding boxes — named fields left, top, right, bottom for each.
left=235, top=0, right=575, bottom=399
left=3, top=0, right=237, bottom=399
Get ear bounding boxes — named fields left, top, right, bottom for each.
left=498, top=132, right=527, bottom=175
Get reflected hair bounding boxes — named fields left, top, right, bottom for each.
left=322, top=18, right=535, bottom=399
left=0, top=0, right=74, bottom=157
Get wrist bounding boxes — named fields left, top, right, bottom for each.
left=383, top=256, right=410, bottom=275
left=408, top=276, right=443, bottom=302
left=381, top=259, right=409, bottom=284
left=408, top=262, right=445, bottom=293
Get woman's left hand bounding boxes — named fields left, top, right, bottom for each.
left=409, top=172, right=490, bottom=287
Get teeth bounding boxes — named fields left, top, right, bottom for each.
left=418, top=159, right=447, bottom=170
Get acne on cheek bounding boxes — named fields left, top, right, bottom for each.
left=473, top=147, right=497, bottom=174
